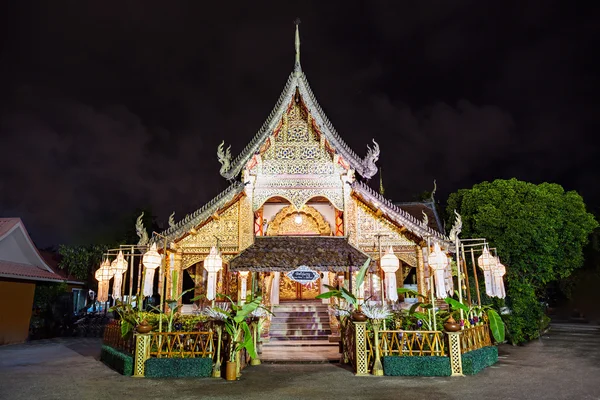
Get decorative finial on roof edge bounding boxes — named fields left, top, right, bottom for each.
left=294, top=18, right=302, bottom=75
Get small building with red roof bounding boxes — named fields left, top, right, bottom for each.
left=0, top=218, right=82, bottom=345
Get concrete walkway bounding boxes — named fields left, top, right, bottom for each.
left=0, top=323, right=599, bottom=400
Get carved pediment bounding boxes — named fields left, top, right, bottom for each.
left=266, top=204, right=332, bottom=236
left=178, top=201, right=240, bottom=249
left=258, top=99, right=337, bottom=175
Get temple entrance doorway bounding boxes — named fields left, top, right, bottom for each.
left=279, top=275, right=320, bottom=301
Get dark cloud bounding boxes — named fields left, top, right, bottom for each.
left=1, top=0, right=599, bottom=247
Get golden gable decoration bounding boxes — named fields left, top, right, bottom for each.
left=266, top=204, right=332, bottom=236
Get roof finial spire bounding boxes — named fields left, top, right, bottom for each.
left=294, top=18, right=301, bottom=74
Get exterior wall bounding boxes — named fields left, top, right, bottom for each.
left=0, top=280, right=35, bottom=345
left=0, top=228, right=45, bottom=266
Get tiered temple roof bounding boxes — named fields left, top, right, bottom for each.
left=160, top=23, right=451, bottom=249
left=160, top=181, right=245, bottom=242
left=352, top=181, right=449, bottom=243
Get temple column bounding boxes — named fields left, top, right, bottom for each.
left=238, top=271, right=249, bottom=304
left=263, top=273, right=274, bottom=307
left=194, top=262, right=204, bottom=304
left=416, top=245, right=426, bottom=297
left=164, top=252, right=172, bottom=305
left=270, top=272, right=280, bottom=305
left=173, top=249, right=184, bottom=306
left=319, top=271, right=329, bottom=304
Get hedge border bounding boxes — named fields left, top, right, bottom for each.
left=144, top=357, right=213, bottom=378
left=382, top=346, right=498, bottom=376
left=100, top=345, right=133, bottom=376
left=382, top=356, right=451, bottom=376
left=461, top=346, right=498, bottom=375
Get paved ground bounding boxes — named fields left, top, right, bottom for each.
left=0, top=323, right=599, bottom=400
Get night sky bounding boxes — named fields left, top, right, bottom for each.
left=1, top=1, right=599, bottom=248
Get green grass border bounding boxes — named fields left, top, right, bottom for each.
left=382, top=346, right=498, bottom=376
left=100, top=345, right=133, bottom=376
left=382, top=356, right=451, bottom=376
left=461, top=346, right=498, bottom=375
left=144, top=357, right=213, bottom=378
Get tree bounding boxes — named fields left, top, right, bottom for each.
left=58, top=244, right=107, bottom=286
left=447, top=178, right=598, bottom=344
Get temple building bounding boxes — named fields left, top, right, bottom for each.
left=156, top=23, right=452, bottom=318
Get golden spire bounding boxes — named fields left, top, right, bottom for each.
left=379, top=167, right=385, bottom=196
left=294, top=18, right=301, bottom=74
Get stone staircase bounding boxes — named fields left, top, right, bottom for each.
left=269, top=301, right=332, bottom=341
left=262, top=300, right=339, bottom=362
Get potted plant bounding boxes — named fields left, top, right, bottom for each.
left=110, top=295, right=150, bottom=337
left=444, top=297, right=505, bottom=343
left=204, top=295, right=264, bottom=380
left=248, top=305, right=270, bottom=365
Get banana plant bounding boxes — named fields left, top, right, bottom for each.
left=315, top=258, right=371, bottom=307
left=110, top=295, right=147, bottom=337
left=209, top=295, right=264, bottom=363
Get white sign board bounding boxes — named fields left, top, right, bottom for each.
left=286, top=266, right=319, bottom=285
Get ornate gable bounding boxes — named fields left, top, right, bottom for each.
left=217, top=24, right=380, bottom=182
left=249, top=91, right=347, bottom=211
left=257, top=95, right=334, bottom=176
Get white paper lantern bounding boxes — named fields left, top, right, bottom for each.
left=110, top=251, right=128, bottom=300
left=142, top=243, right=161, bottom=297
left=380, top=246, right=400, bottom=302
left=493, top=258, right=506, bottom=299
left=95, top=259, right=113, bottom=302
left=477, top=245, right=497, bottom=297
left=428, top=243, right=449, bottom=299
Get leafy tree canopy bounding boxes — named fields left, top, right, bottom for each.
left=448, top=178, right=597, bottom=286
left=58, top=244, right=107, bottom=284
left=447, top=178, right=597, bottom=343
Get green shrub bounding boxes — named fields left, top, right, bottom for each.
left=382, top=346, right=498, bottom=376
left=174, top=314, right=210, bottom=331
left=144, top=357, right=213, bottom=378
left=100, top=345, right=133, bottom=376
left=503, top=282, right=545, bottom=344
left=382, top=356, right=451, bottom=376
left=461, top=346, right=498, bottom=375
